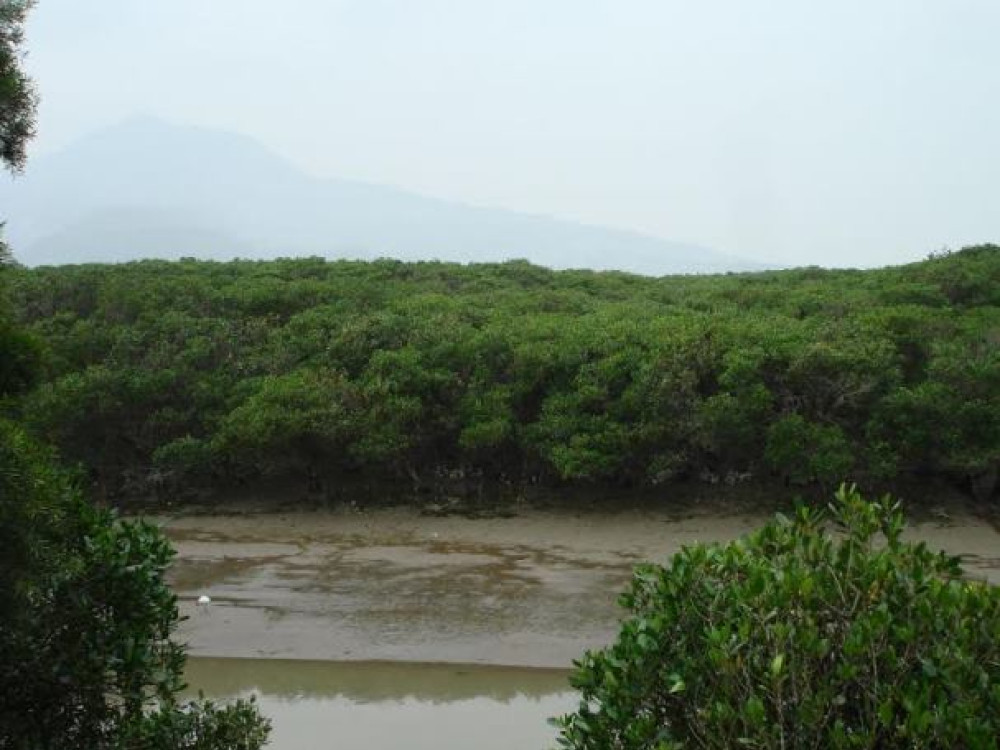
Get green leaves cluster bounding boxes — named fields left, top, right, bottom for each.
left=5, top=246, right=999, bottom=502
left=0, top=420, right=270, bottom=748
left=553, top=486, right=1000, bottom=749
left=0, top=0, right=36, bottom=172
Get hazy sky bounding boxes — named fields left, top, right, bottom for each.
left=20, top=0, right=1000, bottom=267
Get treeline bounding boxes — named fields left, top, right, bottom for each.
left=4, top=246, right=999, bottom=505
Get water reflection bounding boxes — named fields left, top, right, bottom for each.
left=185, top=657, right=576, bottom=750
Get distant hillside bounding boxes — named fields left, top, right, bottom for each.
left=0, top=117, right=762, bottom=275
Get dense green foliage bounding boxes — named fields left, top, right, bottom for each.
left=0, top=0, right=36, bottom=172
left=554, top=486, right=1000, bottom=749
left=0, top=420, right=271, bottom=748
left=6, top=246, right=999, bottom=504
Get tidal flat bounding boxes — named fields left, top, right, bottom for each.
left=161, top=502, right=999, bottom=748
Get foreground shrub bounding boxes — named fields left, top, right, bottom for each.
left=553, top=486, right=1000, bottom=749
left=0, top=421, right=270, bottom=749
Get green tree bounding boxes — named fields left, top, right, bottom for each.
left=212, top=367, right=355, bottom=489
left=554, top=486, right=1000, bottom=749
left=0, top=0, right=36, bottom=172
left=0, top=0, right=39, bottom=394
left=872, top=328, right=1000, bottom=500
left=764, top=413, right=854, bottom=487
left=0, top=421, right=270, bottom=748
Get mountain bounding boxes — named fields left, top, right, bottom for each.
left=0, top=117, right=761, bottom=275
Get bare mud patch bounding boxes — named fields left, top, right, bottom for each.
left=155, top=504, right=1000, bottom=668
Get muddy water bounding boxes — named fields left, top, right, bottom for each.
left=162, top=504, right=1000, bottom=748
left=184, top=657, right=573, bottom=750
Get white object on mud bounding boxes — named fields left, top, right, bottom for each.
left=197, top=595, right=211, bottom=606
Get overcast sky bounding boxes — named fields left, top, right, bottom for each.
left=19, top=0, right=1000, bottom=268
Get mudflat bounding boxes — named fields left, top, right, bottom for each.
left=158, top=504, right=1000, bottom=668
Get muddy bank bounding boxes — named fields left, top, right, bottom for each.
left=184, top=657, right=569, bottom=702
left=158, top=505, right=1000, bottom=668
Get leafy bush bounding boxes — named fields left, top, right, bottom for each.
left=553, top=486, right=1000, bottom=749
left=0, top=420, right=270, bottom=749
left=765, top=413, right=855, bottom=486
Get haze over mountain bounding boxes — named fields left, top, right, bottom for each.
left=0, top=118, right=761, bottom=275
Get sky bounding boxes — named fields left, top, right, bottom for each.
left=19, top=0, right=1000, bottom=268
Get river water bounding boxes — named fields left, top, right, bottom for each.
left=183, top=657, right=573, bottom=749
left=162, top=502, right=1000, bottom=749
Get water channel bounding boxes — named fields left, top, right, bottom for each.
left=183, top=657, right=572, bottom=749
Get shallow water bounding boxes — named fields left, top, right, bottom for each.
left=184, top=657, right=574, bottom=750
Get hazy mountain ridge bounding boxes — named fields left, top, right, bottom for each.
left=0, top=118, right=764, bottom=275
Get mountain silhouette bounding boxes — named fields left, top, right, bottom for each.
left=1, top=117, right=762, bottom=274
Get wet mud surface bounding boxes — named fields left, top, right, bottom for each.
left=159, top=506, right=1000, bottom=668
